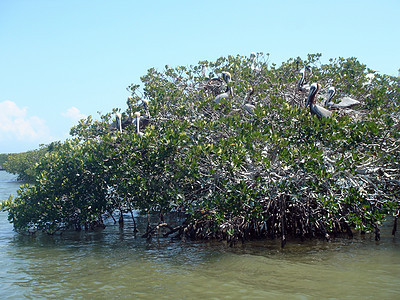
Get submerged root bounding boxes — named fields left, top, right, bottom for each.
left=153, top=194, right=391, bottom=248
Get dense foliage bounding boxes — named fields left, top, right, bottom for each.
left=1, top=145, right=57, bottom=181
left=0, top=154, right=10, bottom=169
left=1, top=54, right=399, bottom=246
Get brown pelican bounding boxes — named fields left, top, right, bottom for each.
left=115, top=113, right=123, bottom=133
left=214, top=86, right=234, bottom=103
left=205, top=71, right=231, bottom=97
left=250, top=52, right=261, bottom=72
left=323, top=87, right=336, bottom=106
left=221, top=71, right=232, bottom=83
left=201, top=64, right=208, bottom=77
left=214, top=71, right=233, bottom=103
left=209, top=71, right=231, bottom=84
left=324, top=87, right=360, bottom=108
left=141, top=99, right=151, bottom=127
left=142, top=99, right=150, bottom=114
left=296, top=65, right=313, bottom=92
left=243, top=87, right=256, bottom=114
left=114, top=112, right=138, bottom=132
left=132, top=100, right=151, bottom=130
left=306, top=83, right=332, bottom=118
left=135, top=112, right=144, bottom=137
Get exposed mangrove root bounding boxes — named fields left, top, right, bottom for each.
left=141, top=192, right=390, bottom=247
left=141, top=222, right=174, bottom=240
left=392, top=210, right=399, bottom=236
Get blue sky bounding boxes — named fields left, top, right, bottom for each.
left=1, top=0, right=399, bottom=153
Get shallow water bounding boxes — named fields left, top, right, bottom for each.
left=1, top=171, right=399, bottom=299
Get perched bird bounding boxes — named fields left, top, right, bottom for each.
left=250, top=52, right=261, bottom=72
left=113, top=112, right=137, bottom=132
left=115, top=113, right=123, bottom=133
left=140, top=99, right=151, bottom=129
left=324, top=87, right=360, bottom=108
left=362, top=71, right=378, bottom=87
left=213, top=71, right=233, bottom=103
left=306, top=83, right=332, bottom=118
left=221, top=71, right=232, bottom=83
left=214, top=86, right=234, bottom=103
left=135, top=112, right=144, bottom=137
left=201, top=64, right=208, bottom=77
left=113, top=98, right=151, bottom=134
left=204, top=71, right=232, bottom=96
left=364, top=73, right=375, bottom=85
left=323, top=86, right=336, bottom=106
left=243, top=87, right=256, bottom=114
left=209, top=71, right=231, bottom=84
left=296, top=65, right=313, bottom=92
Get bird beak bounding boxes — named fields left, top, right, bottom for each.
left=305, top=96, right=310, bottom=107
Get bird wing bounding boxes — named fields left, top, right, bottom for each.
left=244, top=103, right=255, bottom=114
left=214, top=92, right=229, bottom=103
left=331, top=97, right=360, bottom=108
left=313, top=104, right=332, bottom=118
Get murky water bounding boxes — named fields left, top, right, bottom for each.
left=1, top=171, right=399, bottom=299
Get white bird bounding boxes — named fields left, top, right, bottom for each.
left=135, top=112, right=144, bottom=137
left=362, top=71, right=378, bottom=87
left=142, top=99, right=151, bottom=120
left=250, top=52, right=262, bottom=72
left=221, top=71, right=232, bottom=83
left=243, top=87, right=256, bottom=114
left=306, top=83, right=332, bottom=118
left=364, top=73, right=375, bottom=86
left=201, top=64, right=208, bottom=77
left=115, top=112, right=123, bottom=133
left=296, top=65, right=313, bottom=92
left=214, top=71, right=233, bottom=103
left=324, top=87, right=360, bottom=108
left=214, top=86, right=234, bottom=103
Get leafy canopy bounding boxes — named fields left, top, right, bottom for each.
left=2, top=53, right=399, bottom=244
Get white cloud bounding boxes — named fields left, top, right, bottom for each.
left=61, top=106, right=87, bottom=122
left=0, top=100, right=50, bottom=142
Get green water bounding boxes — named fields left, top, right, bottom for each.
left=1, top=171, right=399, bottom=299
